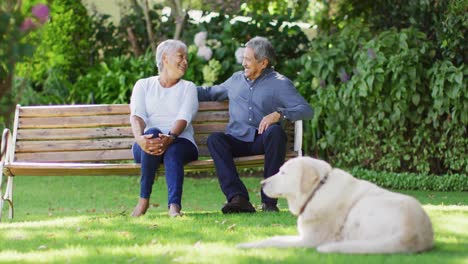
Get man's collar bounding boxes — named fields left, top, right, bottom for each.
left=244, top=67, right=274, bottom=82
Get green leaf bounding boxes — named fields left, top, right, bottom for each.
left=412, top=94, right=420, bottom=106
left=454, top=72, right=463, bottom=84
left=366, top=75, right=374, bottom=90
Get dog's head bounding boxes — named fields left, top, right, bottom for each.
left=261, top=157, right=332, bottom=215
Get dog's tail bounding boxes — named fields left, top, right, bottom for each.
left=316, top=234, right=433, bottom=254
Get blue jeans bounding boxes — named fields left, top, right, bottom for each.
left=207, top=124, right=287, bottom=205
left=132, top=127, right=198, bottom=208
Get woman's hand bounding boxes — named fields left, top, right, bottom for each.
left=137, top=134, right=164, bottom=156
left=155, top=133, right=175, bottom=155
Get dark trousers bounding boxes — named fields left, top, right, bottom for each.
left=132, top=127, right=198, bottom=208
left=207, top=124, right=287, bottom=205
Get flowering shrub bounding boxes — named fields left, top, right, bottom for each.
left=202, top=59, right=222, bottom=86
left=0, top=1, right=49, bottom=129
left=194, top=31, right=213, bottom=61
left=15, top=0, right=93, bottom=105
left=234, top=48, right=245, bottom=64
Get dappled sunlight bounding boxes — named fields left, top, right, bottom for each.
left=98, top=242, right=300, bottom=263
left=427, top=205, right=468, bottom=241
left=0, top=248, right=88, bottom=263
left=0, top=216, right=86, bottom=229
left=424, top=204, right=468, bottom=212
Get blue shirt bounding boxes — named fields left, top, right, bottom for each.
left=198, top=68, right=313, bottom=142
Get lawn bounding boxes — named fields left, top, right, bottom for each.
left=0, top=176, right=466, bottom=263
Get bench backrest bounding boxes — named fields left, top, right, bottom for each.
left=10, top=102, right=296, bottom=163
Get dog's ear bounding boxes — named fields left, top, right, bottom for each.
left=300, top=160, right=319, bottom=194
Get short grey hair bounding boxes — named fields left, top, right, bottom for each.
left=245, top=36, right=276, bottom=67
left=155, top=39, right=187, bottom=72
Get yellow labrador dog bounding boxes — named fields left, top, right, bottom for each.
left=238, top=157, right=433, bottom=254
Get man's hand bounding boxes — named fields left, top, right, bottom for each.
left=258, top=111, right=281, bottom=134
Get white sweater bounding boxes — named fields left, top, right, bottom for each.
left=130, top=76, right=199, bottom=147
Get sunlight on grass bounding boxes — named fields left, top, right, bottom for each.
left=0, top=248, right=88, bottom=263
left=0, top=216, right=85, bottom=229
left=0, top=177, right=466, bottom=263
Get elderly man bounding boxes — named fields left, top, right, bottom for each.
left=198, top=36, right=313, bottom=214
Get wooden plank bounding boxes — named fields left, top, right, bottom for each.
left=18, top=102, right=228, bottom=117
left=15, top=138, right=135, bottom=153
left=19, top=115, right=130, bottom=129
left=17, top=127, right=133, bottom=140
left=14, top=149, right=133, bottom=163
left=5, top=152, right=297, bottom=176
left=5, top=162, right=141, bottom=176
left=19, top=104, right=130, bottom=117
left=197, top=101, right=228, bottom=111
left=192, top=111, right=229, bottom=123
left=197, top=146, right=210, bottom=156
left=192, top=123, right=226, bottom=133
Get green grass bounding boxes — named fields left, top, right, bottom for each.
left=0, top=176, right=467, bottom=263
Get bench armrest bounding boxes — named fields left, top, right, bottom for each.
left=1, top=128, right=12, bottom=164
left=293, top=120, right=303, bottom=157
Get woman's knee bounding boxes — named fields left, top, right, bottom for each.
left=144, top=127, right=162, bottom=136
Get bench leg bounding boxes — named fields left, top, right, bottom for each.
left=0, top=171, right=14, bottom=221
left=0, top=164, right=4, bottom=220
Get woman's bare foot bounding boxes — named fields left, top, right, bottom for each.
left=168, top=203, right=182, bottom=217
left=131, top=198, right=149, bottom=217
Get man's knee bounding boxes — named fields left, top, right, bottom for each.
left=207, top=132, right=227, bottom=148
left=264, top=124, right=286, bottom=141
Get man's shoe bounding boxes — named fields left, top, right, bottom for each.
left=221, top=195, right=256, bottom=214
left=262, top=203, right=279, bottom=212
left=168, top=203, right=182, bottom=217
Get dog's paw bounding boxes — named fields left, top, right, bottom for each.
left=317, top=243, right=340, bottom=253
left=236, top=242, right=258, bottom=249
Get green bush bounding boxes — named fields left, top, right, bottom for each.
left=297, top=21, right=467, bottom=174
left=69, top=51, right=156, bottom=104
left=330, top=0, right=466, bottom=65
left=16, top=0, right=93, bottom=104
left=351, top=168, right=468, bottom=192
left=89, top=3, right=172, bottom=59
left=185, top=10, right=309, bottom=82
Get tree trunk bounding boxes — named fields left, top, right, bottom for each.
left=0, top=73, right=15, bottom=129
left=167, top=0, right=186, bottom=40
left=126, top=27, right=143, bottom=56
left=140, top=0, right=156, bottom=54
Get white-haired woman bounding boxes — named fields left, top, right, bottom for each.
left=130, top=39, right=198, bottom=217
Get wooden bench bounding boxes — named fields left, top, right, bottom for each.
left=0, top=101, right=303, bottom=220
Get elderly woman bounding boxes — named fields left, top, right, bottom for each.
left=130, top=39, right=198, bottom=217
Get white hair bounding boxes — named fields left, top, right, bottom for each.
left=155, top=39, right=187, bottom=72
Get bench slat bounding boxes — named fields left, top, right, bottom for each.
left=193, top=111, right=229, bottom=122
left=13, top=146, right=214, bottom=162
left=196, top=101, right=228, bottom=111
left=19, top=111, right=229, bottom=126
left=17, top=102, right=229, bottom=117
left=15, top=138, right=135, bottom=153
left=19, top=104, right=130, bottom=117
left=16, top=124, right=227, bottom=141
left=15, top=138, right=215, bottom=153
left=5, top=152, right=296, bottom=176
left=15, top=149, right=133, bottom=162
left=17, top=127, right=133, bottom=140
left=19, top=115, right=130, bottom=129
